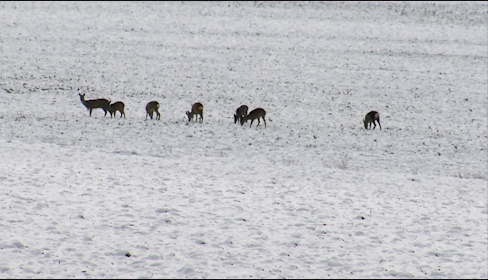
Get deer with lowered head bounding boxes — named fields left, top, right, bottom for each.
left=234, top=105, right=249, bottom=124
left=186, top=102, right=204, bottom=122
left=145, top=101, right=161, bottom=120
left=363, top=110, right=381, bottom=130
left=79, top=93, right=111, bottom=117
left=108, top=101, right=126, bottom=118
left=241, top=107, right=266, bottom=128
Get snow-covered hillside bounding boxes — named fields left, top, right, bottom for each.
left=0, top=1, right=486, bottom=278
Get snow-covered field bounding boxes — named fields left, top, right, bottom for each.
left=0, top=1, right=487, bottom=278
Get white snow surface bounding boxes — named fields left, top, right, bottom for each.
left=0, top=1, right=487, bottom=279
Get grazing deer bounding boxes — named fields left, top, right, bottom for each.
left=108, top=101, right=126, bottom=118
left=241, top=108, right=266, bottom=128
left=186, top=102, right=204, bottom=122
left=145, top=101, right=161, bottom=120
left=234, top=105, right=249, bottom=124
left=79, top=93, right=111, bottom=117
left=363, top=111, right=381, bottom=130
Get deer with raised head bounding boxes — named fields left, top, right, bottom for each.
left=79, top=93, right=111, bottom=117
left=241, top=107, right=266, bottom=128
left=108, top=101, right=126, bottom=118
left=186, top=102, right=204, bottom=122
left=234, top=105, right=249, bottom=124
left=145, top=101, right=161, bottom=120
left=363, top=111, right=381, bottom=130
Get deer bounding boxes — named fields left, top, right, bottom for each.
left=108, top=101, right=126, bottom=118
left=363, top=111, right=381, bottom=130
left=145, top=101, right=161, bottom=120
left=234, top=105, right=249, bottom=124
left=79, top=93, right=111, bottom=117
left=241, top=107, right=266, bottom=128
left=186, top=102, right=204, bottom=122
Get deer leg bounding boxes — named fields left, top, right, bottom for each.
left=378, top=120, right=381, bottom=130
left=263, top=117, right=267, bottom=128
left=89, top=109, right=93, bottom=116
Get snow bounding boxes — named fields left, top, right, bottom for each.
left=0, top=1, right=486, bottom=278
